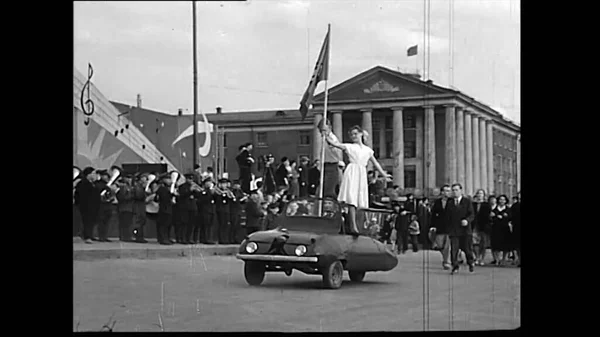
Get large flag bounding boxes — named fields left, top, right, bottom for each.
left=407, top=45, right=418, bottom=57
left=299, top=26, right=330, bottom=120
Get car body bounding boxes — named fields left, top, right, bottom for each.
left=236, top=197, right=398, bottom=289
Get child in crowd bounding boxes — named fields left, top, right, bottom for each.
left=408, top=214, right=420, bottom=252
left=264, top=203, right=280, bottom=230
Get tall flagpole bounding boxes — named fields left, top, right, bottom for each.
left=317, top=24, right=331, bottom=210
left=192, top=1, right=198, bottom=172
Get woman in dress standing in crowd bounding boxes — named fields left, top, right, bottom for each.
left=288, top=160, right=300, bottom=199
left=490, top=194, right=512, bottom=266
left=324, top=125, right=392, bottom=234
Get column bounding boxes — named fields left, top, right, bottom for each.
left=392, top=107, right=404, bottom=188
left=379, top=116, right=386, bottom=159
left=516, top=134, right=521, bottom=192
left=444, top=105, right=456, bottom=184
left=312, top=112, right=323, bottom=162
left=487, top=120, right=494, bottom=195
left=424, top=106, right=436, bottom=190
left=331, top=110, right=343, bottom=140
left=456, top=106, right=465, bottom=190
left=472, top=115, right=481, bottom=191
left=464, top=109, right=473, bottom=196
left=361, top=109, right=374, bottom=170
left=479, top=116, right=488, bottom=194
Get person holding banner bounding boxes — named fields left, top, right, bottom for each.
left=316, top=118, right=343, bottom=198
left=323, top=125, right=392, bottom=234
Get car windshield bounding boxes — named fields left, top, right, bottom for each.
left=284, top=197, right=340, bottom=219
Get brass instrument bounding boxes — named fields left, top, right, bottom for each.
left=101, top=166, right=122, bottom=197
left=73, top=166, right=82, bottom=181
left=145, top=174, right=157, bottom=193
left=190, top=181, right=203, bottom=192
left=169, top=170, right=181, bottom=204
left=213, top=185, right=236, bottom=200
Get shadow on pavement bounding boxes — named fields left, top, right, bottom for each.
left=257, top=278, right=396, bottom=290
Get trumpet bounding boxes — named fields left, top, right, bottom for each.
left=169, top=170, right=181, bottom=204
left=101, top=165, right=122, bottom=197
left=145, top=173, right=157, bottom=193
left=213, top=185, right=236, bottom=200
left=190, top=181, right=203, bottom=192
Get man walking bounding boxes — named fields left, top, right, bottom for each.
left=430, top=185, right=453, bottom=270
left=448, top=183, right=475, bottom=274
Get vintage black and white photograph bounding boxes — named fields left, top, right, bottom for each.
left=73, top=0, right=520, bottom=332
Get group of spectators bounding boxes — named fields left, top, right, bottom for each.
left=372, top=184, right=521, bottom=272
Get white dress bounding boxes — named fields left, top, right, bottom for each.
left=337, top=143, right=373, bottom=209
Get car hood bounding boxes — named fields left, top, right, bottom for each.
left=247, top=229, right=321, bottom=245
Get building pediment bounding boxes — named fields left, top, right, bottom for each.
left=313, top=66, right=451, bottom=104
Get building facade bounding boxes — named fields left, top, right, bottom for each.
left=205, top=66, right=521, bottom=198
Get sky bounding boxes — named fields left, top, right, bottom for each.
left=74, top=0, right=520, bottom=124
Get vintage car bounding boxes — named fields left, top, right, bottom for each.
left=236, top=197, right=398, bottom=289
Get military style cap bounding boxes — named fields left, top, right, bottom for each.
left=97, top=169, right=109, bottom=176
left=218, top=178, right=230, bottom=183
left=82, top=167, right=96, bottom=176
left=202, top=176, right=214, bottom=185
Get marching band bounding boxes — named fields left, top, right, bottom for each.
left=73, top=165, right=249, bottom=245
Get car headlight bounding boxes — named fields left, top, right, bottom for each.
left=295, top=245, right=307, bottom=256
left=245, top=242, right=258, bottom=254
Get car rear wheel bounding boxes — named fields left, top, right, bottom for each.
left=244, top=261, right=266, bottom=286
left=348, top=271, right=366, bottom=282
left=322, top=260, right=344, bottom=289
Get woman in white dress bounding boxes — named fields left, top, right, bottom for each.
left=323, top=125, right=391, bottom=234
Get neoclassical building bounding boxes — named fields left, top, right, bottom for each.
left=89, top=65, right=520, bottom=199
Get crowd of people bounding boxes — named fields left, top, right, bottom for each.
left=74, top=119, right=520, bottom=275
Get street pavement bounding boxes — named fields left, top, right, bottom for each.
left=73, top=250, right=520, bottom=332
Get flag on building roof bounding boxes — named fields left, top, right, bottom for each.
left=299, top=26, right=330, bottom=120
left=407, top=45, right=418, bottom=57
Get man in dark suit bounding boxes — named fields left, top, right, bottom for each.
left=74, top=167, right=101, bottom=244
left=448, top=183, right=475, bottom=274
left=298, top=156, right=310, bottom=198
left=155, top=174, right=174, bottom=245
left=95, top=170, right=115, bottom=242
left=178, top=173, right=199, bottom=244
left=116, top=174, right=135, bottom=242
left=236, top=143, right=255, bottom=193
left=308, top=160, right=320, bottom=196
left=430, top=185, right=453, bottom=270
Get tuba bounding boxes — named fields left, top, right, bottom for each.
left=101, top=165, right=122, bottom=197
left=73, top=166, right=82, bottom=181
left=169, top=170, right=181, bottom=203
left=145, top=173, right=157, bottom=193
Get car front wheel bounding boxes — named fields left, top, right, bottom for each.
left=348, top=271, right=366, bottom=282
left=322, top=260, right=344, bottom=289
left=244, top=261, right=266, bottom=286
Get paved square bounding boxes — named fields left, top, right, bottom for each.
left=73, top=251, right=520, bottom=332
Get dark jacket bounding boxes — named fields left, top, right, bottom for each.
left=177, top=182, right=198, bottom=213
left=197, top=189, right=216, bottom=214
left=155, top=185, right=173, bottom=214
left=430, top=197, right=452, bottom=235
left=116, top=184, right=134, bottom=213
left=214, top=191, right=234, bottom=213
left=236, top=150, right=253, bottom=173
left=74, top=179, right=100, bottom=218
left=472, top=201, right=492, bottom=233
left=274, top=164, right=288, bottom=187
left=510, top=202, right=520, bottom=227
left=308, top=166, right=320, bottom=194
left=447, top=196, right=475, bottom=237
left=298, top=164, right=309, bottom=190
left=264, top=212, right=280, bottom=230
left=262, top=165, right=277, bottom=194
left=132, top=183, right=147, bottom=215
left=245, top=199, right=264, bottom=229
left=230, top=188, right=246, bottom=214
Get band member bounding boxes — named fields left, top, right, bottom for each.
left=74, top=167, right=101, bottom=244
left=116, top=173, right=135, bottom=242
left=262, top=154, right=277, bottom=195
left=214, top=178, right=234, bottom=244
left=155, top=174, right=174, bottom=245
left=230, top=180, right=247, bottom=244
left=298, top=156, right=310, bottom=198
left=145, top=180, right=160, bottom=242
left=178, top=173, right=199, bottom=244
left=448, top=183, right=475, bottom=274
left=317, top=118, right=343, bottom=198
left=308, top=159, right=320, bottom=196
left=323, top=125, right=392, bottom=234
left=95, top=170, right=115, bottom=242
left=132, top=173, right=149, bottom=243
left=198, top=177, right=217, bottom=244
left=236, top=142, right=255, bottom=193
